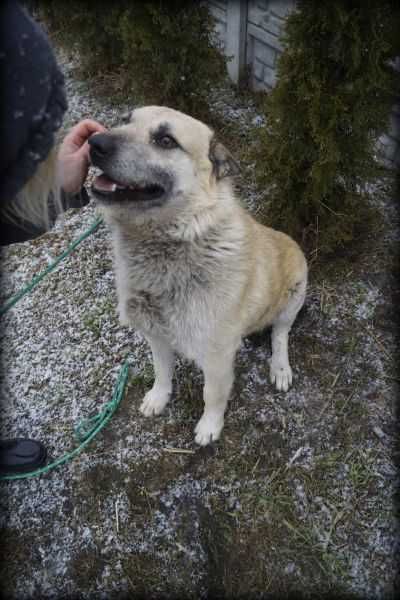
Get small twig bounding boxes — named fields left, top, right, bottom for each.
left=313, top=215, right=319, bottom=264
left=176, top=542, right=192, bottom=556
left=163, top=447, right=196, bottom=455
left=286, top=446, right=304, bottom=468
left=330, top=372, right=340, bottom=389
left=359, top=322, right=391, bottom=360
left=318, top=399, right=332, bottom=419
left=115, top=498, right=120, bottom=534
left=318, top=371, right=341, bottom=418
left=338, top=389, right=356, bottom=414
left=322, top=508, right=347, bottom=551
left=252, top=457, right=261, bottom=474
left=282, top=518, right=309, bottom=543
left=266, top=468, right=282, bottom=486
left=125, top=573, right=135, bottom=591
left=380, top=374, right=400, bottom=382
left=319, top=200, right=345, bottom=217
left=319, top=281, right=325, bottom=313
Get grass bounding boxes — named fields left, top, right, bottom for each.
left=129, top=363, right=154, bottom=390
left=82, top=297, right=116, bottom=338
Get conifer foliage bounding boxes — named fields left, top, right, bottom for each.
left=36, top=0, right=226, bottom=118
left=255, top=0, right=399, bottom=254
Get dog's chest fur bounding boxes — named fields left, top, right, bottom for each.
left=112, top=219, right=246, bottom=358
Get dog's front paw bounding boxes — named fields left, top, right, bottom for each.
left=269, top=361, right=293, bottom=392
left=140, top=386, right=170, bottom=417
left=194, top=414, right=224, bottom=446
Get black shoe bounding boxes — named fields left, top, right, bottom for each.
left=0, top=438, right=47, bottom=474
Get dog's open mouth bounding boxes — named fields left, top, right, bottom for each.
left=92, top=173, right=165, bottom=203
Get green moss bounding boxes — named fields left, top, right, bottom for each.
left=129, top=363, right=155, bottom=390
left=0, top=530, right=39, bottom=598
left=69, top=550, right=107, bottom=593
left=82, top=297, right=117, bottom=338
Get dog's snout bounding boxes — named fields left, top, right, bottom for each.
left=88, top=133, right=116, bottom=161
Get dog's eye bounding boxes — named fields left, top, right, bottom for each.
left=155, top=135, right=178, bottom=149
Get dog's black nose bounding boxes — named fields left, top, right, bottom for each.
left=88, top=133, right=116, bottom=160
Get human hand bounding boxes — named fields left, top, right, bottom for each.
left=58, top=119, right=107, bottom=194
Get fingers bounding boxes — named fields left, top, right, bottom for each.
left=63, top=119, right=107, bottom=152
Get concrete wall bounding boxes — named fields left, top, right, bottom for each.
left=377, top=58, right=400, bottom=167
left=208, top=0, right=247, bottom=84
left=208, top=0, right=295, bottom=89
left=207, top=0, right=400, bottom=168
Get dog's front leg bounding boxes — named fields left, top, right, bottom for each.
left=269, top=277, right=306, bottom=392
left=140, top=335, right=175, bottom=417
left=195, top=349, right=235, bottom=446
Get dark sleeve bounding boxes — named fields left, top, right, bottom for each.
left=0, top=218, right=45, bottom=245
left=0, top=187, right=90, bottom=246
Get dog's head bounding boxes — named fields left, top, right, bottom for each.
left=89, top=106, right=239, bottom=224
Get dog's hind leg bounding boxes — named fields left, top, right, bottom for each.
left=140, top=335, right=175, bottom=416
left=269, top=276, right=306, bottom=392
left=194, top=345, right=237, bottom=446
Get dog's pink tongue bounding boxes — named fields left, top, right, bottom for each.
left=93, top=174, right=119, bottom=192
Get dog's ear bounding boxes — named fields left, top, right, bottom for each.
left=209, top=138, right=240, bottom=180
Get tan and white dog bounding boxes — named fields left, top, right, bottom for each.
left=89, top=106, right=307, bottom=446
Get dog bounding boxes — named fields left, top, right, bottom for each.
left=88, top=106, right=307, bottom=446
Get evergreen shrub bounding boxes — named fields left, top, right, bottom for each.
left=254, top=0, right=400, bottom=255
left=36, top=0, right=227, bottom=118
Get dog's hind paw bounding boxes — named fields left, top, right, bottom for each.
left=140, top=387, right=170, bottom=417
left=194, top=414, right=224, bottom=446
left=269, top=362, right=293, bottom=392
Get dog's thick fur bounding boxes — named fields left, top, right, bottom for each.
left=89, top=106, right=307, bottom=446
